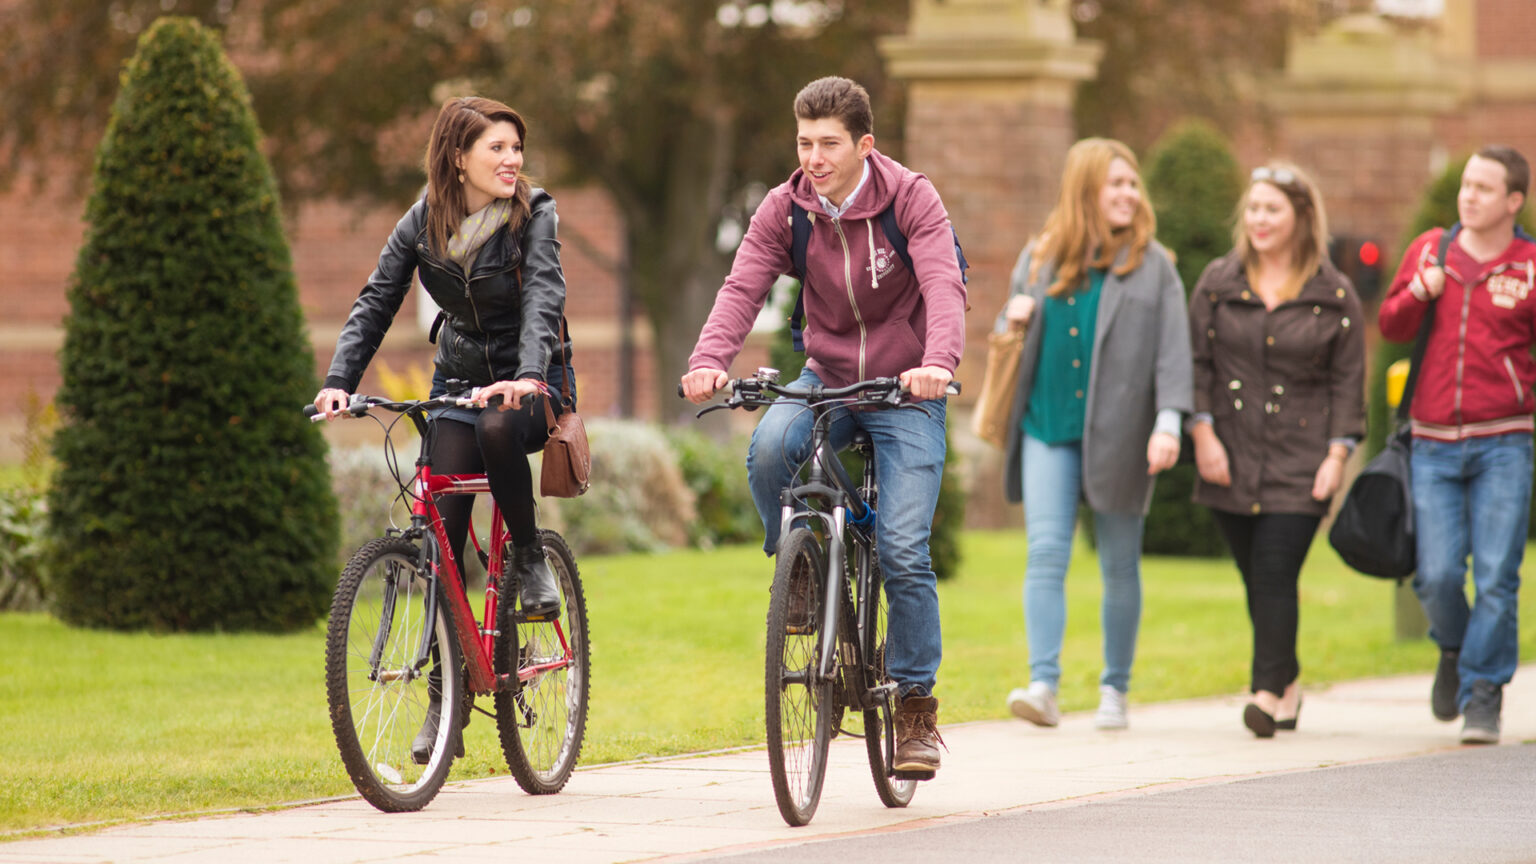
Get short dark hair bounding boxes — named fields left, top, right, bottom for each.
left=1476, top=145, right=1530, bottom=199
left=793, top=77, right=873, bottom=141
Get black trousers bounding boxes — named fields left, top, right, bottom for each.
left=1211, top=510, right=1322, bottom=697
left=430, top=400, right=551, bottom=569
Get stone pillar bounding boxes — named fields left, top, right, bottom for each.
left=880, top=0, right=1101, bottom=528
left=1262, top=14, right=1460, bottom=255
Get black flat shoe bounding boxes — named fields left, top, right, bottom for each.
left=1276, top=694, right=1303, bottom=731
left=1244, top=703, right=1276, bottom=738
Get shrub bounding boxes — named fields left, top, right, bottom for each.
left=547, top=419, right=696, bottom=556
left=0, top=488, right=49, bottom=611
left=664, top=427, right=759, bottom=548
left=48, top=18, right=337, bottom=631
left=328, top=445, right=408, bottom=562
left=1138, top=118, right=1244, bottom=558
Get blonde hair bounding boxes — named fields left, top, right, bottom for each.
left=1233, top=161, right=1329, bottom=303
left=1032, top=138, right=1156, bottom=297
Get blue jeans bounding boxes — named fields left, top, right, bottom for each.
left=1411, top=433, right=1531, bottom=707
left=1021, top=434, right=1144, bottom=693
left=747, top=367, right=947, bottom=697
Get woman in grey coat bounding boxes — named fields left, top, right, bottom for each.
left=997, top=138, right=1193, bottom=731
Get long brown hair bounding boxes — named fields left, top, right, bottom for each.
left=423, top=96, right=533, bottom=255
left=1032, top=138, right=1156, bottom=297
left=1232, top=161, right=1328, bottom=304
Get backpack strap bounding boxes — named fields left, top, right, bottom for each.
left=878, top=206, right=914, bottom=275
left=788, top=203, right=814, bottom=352
left=1397, top=223, right=1459, bottom=423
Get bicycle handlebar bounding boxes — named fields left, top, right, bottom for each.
left=683, top=371, right=960, bottom=418
left=303, top=387, right=536, bottom=422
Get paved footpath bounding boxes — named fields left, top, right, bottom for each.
left=4, top=666, right=1533, bottom=864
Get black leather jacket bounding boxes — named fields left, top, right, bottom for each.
left=324, top=188, right=574, bottom=404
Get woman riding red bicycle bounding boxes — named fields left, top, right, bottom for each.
left=314, top=95, right=573, bottom=616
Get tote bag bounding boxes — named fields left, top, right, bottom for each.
left=971, top=328, right=1024, bottom=448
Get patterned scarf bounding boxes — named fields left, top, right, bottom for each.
left=446, top=198, right=512, bottom=272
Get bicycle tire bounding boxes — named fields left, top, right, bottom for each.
left=325, top=536, right=462, bottom=812
left=494, top=529, right=590, bottom=794
left=860, top=555, right=917, bottom=807
left=764, top=527, right=833, bottom=826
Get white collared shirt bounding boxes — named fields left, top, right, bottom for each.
left=818, top=160, right=871, bottom=220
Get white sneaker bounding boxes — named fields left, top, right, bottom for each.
left=1006, top=681, right=1059, bottom=727
left=1094, top=685, right=1128, bottom=730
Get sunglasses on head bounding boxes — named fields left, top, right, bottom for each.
left=1251, top=166, right=1298, bottom=187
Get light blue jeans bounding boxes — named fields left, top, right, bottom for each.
left=1021, top=434, right=1144, bottom=693
left=1410, top=433, right=1531, bottom=708
left=747, top=367, right=947, bottom=697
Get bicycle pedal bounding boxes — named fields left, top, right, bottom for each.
left=892, top=769, right=935, bottom=781
left=517, top=611, right=558, bottom=623
left=784, top=623, right=815, bottom=635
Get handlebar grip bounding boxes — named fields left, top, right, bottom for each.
left=303, top=404, right=319, bottom=418
left=676, top=384, right=686, bottom=399
left=947, top=381, right=962, bottom=397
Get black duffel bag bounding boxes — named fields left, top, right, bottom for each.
left=1328, top=427, right=1415, bottom=580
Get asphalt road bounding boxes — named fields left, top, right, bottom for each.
left=709, top=743, right=1536, bottom=864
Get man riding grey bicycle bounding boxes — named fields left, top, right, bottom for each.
left=681, top=76, right=966, bottom=776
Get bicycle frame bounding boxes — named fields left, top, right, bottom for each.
left=777, top=417, right=887, bottom=710
left=347, top=397, right=575, bottom=699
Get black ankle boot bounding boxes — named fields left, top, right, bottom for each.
left=411, top=698, right=441, bottom=765
left=514, top=542, right=560, bottom=620
left=411, top=667, right=466, bottom=765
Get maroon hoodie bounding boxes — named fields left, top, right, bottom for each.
left=688, top=149, right=967, bottom=388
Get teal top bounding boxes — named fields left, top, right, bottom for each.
left=1024, top=268, right=1105, bottom=444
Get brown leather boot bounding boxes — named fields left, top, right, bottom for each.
left=893, top=694, right=943, bottom=777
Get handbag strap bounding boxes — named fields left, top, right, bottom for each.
left=1396, top=223, right=1459, bottom=423
left=543, top=316, right=572, bottom=433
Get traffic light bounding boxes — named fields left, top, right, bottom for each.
left=1329, top=235, right=1384, bottom=301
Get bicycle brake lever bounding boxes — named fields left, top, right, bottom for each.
left=696, top=403, right=731, bottom=418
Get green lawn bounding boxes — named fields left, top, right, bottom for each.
left=3, top=530, right=1533, bottom=834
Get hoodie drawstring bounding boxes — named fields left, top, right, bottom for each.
left=867, top=217, right=879, bottom=290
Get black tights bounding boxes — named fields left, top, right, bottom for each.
left=1211, top=510, right=1322, bottom=698
left=430, top=402, right=551, bottom=569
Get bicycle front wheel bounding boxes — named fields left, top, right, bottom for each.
left=764, top=527, right=833, bottom=826
left=861, top=556, right=917, bottom=808
left=495, top=530, right=590, bottom=794
left=325, top=536, right=462, bottom=812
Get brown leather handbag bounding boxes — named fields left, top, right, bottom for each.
left=539, top=317, right=590, bottom=498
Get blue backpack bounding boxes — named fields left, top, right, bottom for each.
left=786, top=202, right=969, bottom=352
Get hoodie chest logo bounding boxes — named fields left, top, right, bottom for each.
left=867, top=246, right=899, bottom=284
left=1486, top=262, right=1533, bottom=310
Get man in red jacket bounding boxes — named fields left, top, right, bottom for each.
left=681, top=76, right=966, bottom=776
left=1379, top=145, right=1535, bottom=744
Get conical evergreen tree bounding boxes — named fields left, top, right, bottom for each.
left=49, top=17, right=337, bottom=630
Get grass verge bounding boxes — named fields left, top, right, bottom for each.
left=3, top=530, right=1532, bottom=833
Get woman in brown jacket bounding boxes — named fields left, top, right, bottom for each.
left=1188, top=162, right=1365, bottom=738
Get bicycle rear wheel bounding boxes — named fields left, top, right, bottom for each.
left=495, top=530, right=590, bottom=794
left=862, top=556, right=917, bottom=807
left=764, top=527, right=833, bottom=826
left=325, top=536, right=462, bottom=812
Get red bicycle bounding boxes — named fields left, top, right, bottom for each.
left=308, top=389, right=589, bottom=812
